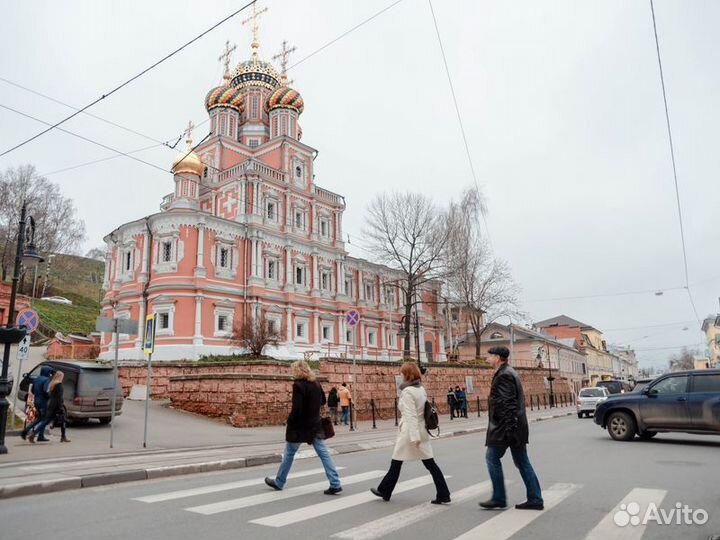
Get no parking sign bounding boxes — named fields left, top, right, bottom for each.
left=16, top=308, right=40, bottom=333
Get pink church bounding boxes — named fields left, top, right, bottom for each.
left=100, top=33, right=447, bottom=362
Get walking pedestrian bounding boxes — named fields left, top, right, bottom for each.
left=265, top=360, right=342, bottom=495
left=21, top=366, right=53, bottom=442
left=328, top=386, right=340, bottom=425
left=479, top=346, right=544, bottom=511
left=29, top=371, right=70, bottom=443
left=446, top=386, right=457, bottom=419
left=338, top=382, right=352, bottom=425
left=370, top=362, right=451, bottom=505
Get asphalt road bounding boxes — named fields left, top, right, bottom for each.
left=2, top=416, right=718, bottom=540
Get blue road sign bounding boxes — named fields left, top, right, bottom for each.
left=16, top=308, right=40, bottom=333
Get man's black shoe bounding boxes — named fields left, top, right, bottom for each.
left=431, top=497, right=451, bottom=505
left=36, top=436, right=50, bottom=442
left=479, top=499, right=507, bottom=509
left=20, top=430, right=27, bottom=440
left=264, top=477, right=281, bottom=491
left=324, top=486, right=342, bottom=495
left=370, top=488, right=390, bottom=501
left=515, top=501, right=544, bottom=510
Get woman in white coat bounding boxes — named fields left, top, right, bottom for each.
left=371, top=362, right=451, bottom=504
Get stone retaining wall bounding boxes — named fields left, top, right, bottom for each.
left=118, top=358, right=575, bottom=427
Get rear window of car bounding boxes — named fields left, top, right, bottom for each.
left=597, top=382, right=620, bottom=393
left=77, top=370, right=117, bottom=394
left=580, top=388, right=605, bottom=397
left=692, top=374, right=720, bottom=393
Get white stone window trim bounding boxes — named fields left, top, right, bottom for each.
left=214, top=306, right=235, bottom=338
left=367, top=327, right=378, bottom=347
left=212, top=240, right=238, bottom=279
left=295, top=317, right=309, bottom=343
left=387, top=331, right=396, bottom=348
left=266, top=314, right=282, bottom=337
left=154, top=233, right=183, bottom=274
left=153, top=307, right=175, bottom=337
left=321, top=323, right=334, bottom=343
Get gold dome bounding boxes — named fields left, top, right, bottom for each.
left=171, top=146, right=204, bottom=177
left=230, top=57, right=281, bottom=91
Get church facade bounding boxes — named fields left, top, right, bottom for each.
left=99, top=27, right=447, bottom=362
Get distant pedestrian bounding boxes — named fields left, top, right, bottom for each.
left=446, top=386, right=457, bottom=419
left=327, top=387, right=340, bottom=425
left=265, top=360, right=342, bottom=495
left=371, top=362, right=451, bottom=505
left=338, top=382, right=352, bottom=425
left=480, top=346, right=544, bottom=511
left=29, top=371, right=70, bottom=444
left=21, top=366, right=54, bottom=442
left=455, top=386, right=467, bottom=418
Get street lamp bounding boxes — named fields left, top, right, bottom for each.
left=0, top=202, right=44, bottom=454
left=536, top=344, right=555, bottom=408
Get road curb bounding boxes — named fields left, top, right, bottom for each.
left=0, top=408, right=574, bottom=499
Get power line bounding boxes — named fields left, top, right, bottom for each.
left=603, top=320, right=696, bottom=332
left=525, top=285, right=686, bottom=303
left=427, top=0, right=493, bottom=247
left=40, top=142, right=166, bottom=177
left=0, top=0, right=257, bottom=158
left=286, top=0, right=404, bottom=72
left=0, top=76, right=176, bottom=148
left=649, top=0, right=700, bottom=325
left=0, top=103, right=169, bottom=174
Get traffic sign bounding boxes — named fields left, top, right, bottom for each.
left=16, top=335, right=30, bottom=362
left=96, top=316, right=139, bottom=335
left=143, top=314, right=156, bottom=355
left=16, top=308, right=40, bottom=333
left=346, top=309, right=360, bottom=327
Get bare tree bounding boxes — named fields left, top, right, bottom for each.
left=446, top=187, right=522, bottom=359
left=232, top=313, right=281, bottom=357
left=0, top=165, right=85, bottom=278
left=363, top=192, right=451, bottom=359
left=668, top=347, right=697, bottom=372
left=85, top=247, right=107, bottom=261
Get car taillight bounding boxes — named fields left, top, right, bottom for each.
left=73, top=397, right=82, bottom=405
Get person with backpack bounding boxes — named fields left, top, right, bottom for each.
left=370, top=362, right=450, bottom=505
left=327, top=387, right=340, bottom=425
left=21, top=366, right=54, bottom=442
left=480, top=346, right=544, bottom=511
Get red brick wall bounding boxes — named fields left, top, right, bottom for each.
left=118, top=359, right=576, bottom=428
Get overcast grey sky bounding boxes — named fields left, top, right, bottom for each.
left=1, top=1, right=718, bottom=368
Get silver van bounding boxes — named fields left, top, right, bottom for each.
left=18, top=360, right=123, bottom=424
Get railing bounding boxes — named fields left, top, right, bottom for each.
left=314, top=185, right=343, bottom=205
left=217, top=159, right=285, bottom=183
left=160, top=193, right=174, bottom=211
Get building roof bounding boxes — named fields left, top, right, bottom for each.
left=534, top=314, right=598, bottom=331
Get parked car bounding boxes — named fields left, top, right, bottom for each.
left=631, top=378, right=654, bottom=393
left=576, top=387, right=610, bottom=418
left=18, top=360, right=123, bottom=423
left=593, top=369, right=720, bottom=441
left=596, top=379, right=633, bottom=395
left=41, top=296, right=73, bottom=305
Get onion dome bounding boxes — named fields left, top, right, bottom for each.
left=171, top=144, right=204, bottom=176
left=205, top=83, right=246, bottom=112
left=266, top=86, right=304, bottom=114
left=231, top=58, right=281, bottom=91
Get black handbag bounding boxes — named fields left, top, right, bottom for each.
left=321, top=416, right=335, bottom=439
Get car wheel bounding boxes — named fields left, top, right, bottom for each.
left=584, top=411, right=591, bottom=418
left=98, top=417, right=112, bottom=425
left=638, top=430, right=657, bottom=440
left=577, top=413, right=583, bottom=418
left=607, top=411, right=636, bottom=441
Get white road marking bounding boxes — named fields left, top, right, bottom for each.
left=452, top=483, right=582, bottom=540
left=186, top=470, right=384, bottom=515
left=250, top=475, right=451, bottom=528
left=133, top=467, right=344, bottom=503
left=583, top=488, right=667, bottom=540
left=331, top=480, right=493, bottom=540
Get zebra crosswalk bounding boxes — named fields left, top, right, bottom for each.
left=130, top=467, right=675, bottom=540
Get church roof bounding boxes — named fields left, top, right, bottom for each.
left=534, top=314, right=598, bottom=331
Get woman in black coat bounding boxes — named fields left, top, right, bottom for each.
left=29, top=370, right=70, bottom=443
left=265, top=360, right=342, bottom=494
left=327, top=387, right=340, bottom=425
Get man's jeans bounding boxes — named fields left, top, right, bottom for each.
left=485, top=445, right=543, bottom=505
left=275, top=438, right=341, bottom=489
left=341, top=406, right=349, bottom=424
left=24, top=403, right=48, bottom=438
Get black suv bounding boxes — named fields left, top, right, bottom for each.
left=593, top=369, right=720, bottom=441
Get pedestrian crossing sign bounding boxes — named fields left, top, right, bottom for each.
left=143, top=314, right=156, bottom=355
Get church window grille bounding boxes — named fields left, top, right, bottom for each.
left=249, top=139, right=259, bottom=148
left=267, top=259, right=276, bottom=280
left=220, top=115, right=226, bottom=135
left=320, top=219, right=329, bottom=238
left=161, top=242, right=172, bottom=263
left=158, top=312, right=170, bottom=330
left=251, top=95, right=259, bottom=119
left=219, top=247, right=230, bottom=269
left=125, top=251, right=132, bottom=272
left=273, top=117, right=278, bottom=137
left=266, top=201, right=276, bottom=221
left=281, top=116, right=287, bottom=136
left=217, top=315, right=228, bottom=332
left=296, top=321, right=305, bottom=338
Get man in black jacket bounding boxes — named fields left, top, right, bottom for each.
left=479, top=346, right=544, bottom=511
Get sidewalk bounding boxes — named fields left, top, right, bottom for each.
left=0, top=401, right=575, bottom=499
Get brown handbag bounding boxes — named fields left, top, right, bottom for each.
left=321, top=416, right=335, bottom=439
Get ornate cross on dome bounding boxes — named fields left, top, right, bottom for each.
left=273, top=39, right=296, bottom=82
left=218, top=40, right=237, bottom=78
left=242, top=2, right=268, bottom=56
left=184, top=120, right=195, bottom=146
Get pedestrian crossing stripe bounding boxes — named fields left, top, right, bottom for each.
left=331, top=480, right=496, bottom=540
left=187, top=470, right=385, bottom=515
left=133, top=467, right=346, bottom=504
left=583, top=488, right=667, bottom=540
left=452, top=483, right=582, bottom=540
left=249, top=475, right=452, bottom=528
